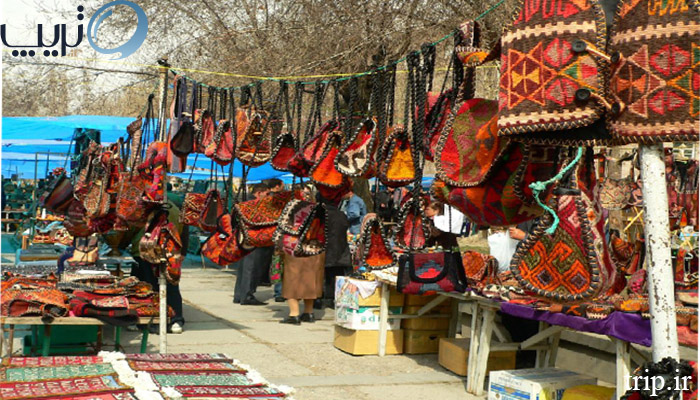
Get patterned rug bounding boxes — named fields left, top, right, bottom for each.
left=151, top=372, right=257, bottom=387
left=0, top=375, right=132, bottom=400
left=42, top=393, right=137, bottom=400
left=125, top=353, right=232, bottom=363
left=174, top=385, right=285, bottom=398
left=3, top=356, right=103, bottom=368
left=3, top=363, right=115, bottom=382
left=128, top=360, right=243, bottom=373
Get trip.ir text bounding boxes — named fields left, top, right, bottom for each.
left=625, top=369, right=693, bottom=398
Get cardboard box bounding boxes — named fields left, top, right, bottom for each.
left=335, top=276, right=404, bottom=309
left=438, top=338, right=516, bottom=377
left=403, top=329, right=448, bottom=354
left=333, top=325, right=404, bottom=355
left=335, top=306, right=402, bottom=330
left=488, top=368, right=597, bottom=400
left=404, top=294, right=454, bottom=306
left=401, top=305, right=452, bottom=330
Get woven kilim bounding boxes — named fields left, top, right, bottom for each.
left=0, top=375, right=131, bottom=400
left=498, top=0, right=607, bottom=144
left=3, top=364, right=115, bottom=382
left=125, top=353, right=233, bottom=363
left=510, top=150, right=616, bottom=302
left=235, top=108, right=272, bottom=167
left=42, top=393, right=137, bottom=400
left=234, top=191, right=295, bottom=226
left=174, top=385, right=284, bottom=398
left=3, top=356, right=103, bottom=368
left=435, top=99, right=504, bottom=187
left=431, top=144, right=547, bottom=227
left=128, top=361, right=242, bottom=373
left=151, top=373, right=256, bottom=387
left=608, top=0, right=700, bottom=143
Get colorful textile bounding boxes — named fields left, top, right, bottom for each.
left=436, top=99, right=504, bottom=187
left=151, top=373, right=255, bottom=387
left=0, top=375, right=131, bottom=400
left=310, top=131, right=345, bottom=188
left=608, top=0, right=700, bottom=143
left=275, top=200, right=327, bottom=257
left=43, top=393, right=137, bottom=400
left=462, top=251, right=498, bottom=289
left=498, top=0, right=607, bottom=144
left=378, top=127, right=416, bottom=188
left=235, top=107, right=272, bottom=167
left=3, top=364, right=115, bottom=382
left=511, top=150, right=617, bottom=302
left=3, top=356, right=103, bottom=368
left=432, top=144, right=551, bottom=227
left=335, top=118, right=378, bottom=178
left=175, top=385, right=285, bottom=398
left=397, top=252, right=467, bottom=295
left=129, top=361, right=242, bottom=372
left=424, top=91, right=453, bottom=162
left=1, top=288, right=68, bottom=317
left=394, top=198, right=431, bottom=251
left=270, top=132, right=296, bottom=172
left=357, top=215, right=394, bottom=270
left=234, top=191, right=294, bottom=227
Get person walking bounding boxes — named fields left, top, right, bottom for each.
left=339, top=189, right=366, bottom=235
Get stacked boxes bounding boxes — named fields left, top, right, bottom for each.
left=402, top=294, right=452, bottom=354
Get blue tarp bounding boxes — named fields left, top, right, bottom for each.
left=1, top=115, right=286, bottom=181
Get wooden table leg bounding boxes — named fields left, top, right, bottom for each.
left=474, top=308, right=496, bottom=396
left=545, top=329, right=561, bottom=368
left=466, top=303, right=482, bottom=393
left=114, top=326, right=121, bottom=351
left=377, top=283, right=390, bottom=357
left=448, top=300, right=460, bottom=338
left=96, top=326, right=103, bottom=352
left=615, top=339, right=632, bottom=399
left=42, top=325, right=52, bottom=356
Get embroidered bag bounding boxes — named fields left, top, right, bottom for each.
left=202, top=214, right=235, bottom=266
left=462, top=250, right=499, bottom=290
left=357, top=214, right=394, bottom=270
left=397, top=252, right=467, bottom=295
left=139, top=210, right=183, bottom=285
left=424, top=91, right=453, bottom=162
left=310, top=130, right=345, bottom=188
left=171, top=118, right=195, bottom=158
left=193, top=109, right=215, bottom=153
left=199, top=189, right=225, bottom=233
left=287, top=120, right=339, bottom=178
left=39, top=174, right=74, bottom=214
left=394, top=197, right=431, bottom=251
left=205, top=120, right=235, bottom=166
left=378, top=126, right=416, bottom=188
left=180, top=192, right=207, bottom=226
left=235, top=107, right=272, bottom=167
left=234, top=191, right=295, bottom=248
left=510, top=148, right=617, bottom=302
left=497, top=0, right=608, bottom=144
left=138, top=142, right=168, bottom=204
left=64, top=199, right=93, bottom=238
left=270, top=132, right=296, bottom=172
left=116, top=173, right=148, bottom=226
left=335, top=118, right=379, bottom=178
left=606, top=0, right=700, bottom=143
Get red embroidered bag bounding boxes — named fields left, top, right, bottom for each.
left=270, top=132, right=296, bottom=172
left=377, top=127, right=416, bottom=188
left=335, top=118, right=379, bottom=178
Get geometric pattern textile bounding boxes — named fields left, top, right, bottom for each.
left=0, top=375, right=132, bottom=400
left=498, top=0, right=607, bottom=144
left=608, top=0, right=700, bottom=143
left=128, top=361, right=242, bottom=373
left=3, top=356, right=103, bottom=368
left=174, top=385, right=284, bottom=398
left=3, top=364, right=115, bottom=382
left=151, top=373, right=255, bottom=387
left=510, top=149, right=617, bottom=302
left=124, top=353, right=233, bottom=363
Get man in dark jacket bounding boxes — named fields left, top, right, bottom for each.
left=318, top=196, right=351, bottom=309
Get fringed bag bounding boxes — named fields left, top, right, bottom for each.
left=510, top=148, right=617, bottom=302
left=394, top=198, right=431, bottom=251
left=335, top=118, right=379, bottom=178
left=377, top=127, right=416, bottom=188
left=270, top=132, right=296, bottom=172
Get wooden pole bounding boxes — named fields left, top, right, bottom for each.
left=638, top=143, right=679, bottom=361
left=156, top=58, right=170, bottom=354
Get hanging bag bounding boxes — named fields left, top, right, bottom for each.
left=310, top=129, right=345, bottom=188
left=510, top=148, right=617, bottom=302
left=335, top=118, right=379, bottom=178
left=274, top=199, right=328, bottom=257
left=377, top=127, right=416, bottom=188
left=397, top=251, right=467, bottom=295
left=356, top=214, right=394, bottom=270
left=139, top=210, right=183, bottom=285
left=234, top=191, right=295, bottom=248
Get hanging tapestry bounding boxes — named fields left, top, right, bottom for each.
left=270, top=132, right=297, bottom=172
left=3, top=364, right=115, bottom=382
left=378, top=127, right=416, bottom=188
left=510, top=149, right=617, bottom=302
left=607, top=0, right=700, bottom=143
left=0, top=375, right=132, bottom=400
left=335, top=118, right=379, bottom=178
left=497, top=0, right=607, bottom=144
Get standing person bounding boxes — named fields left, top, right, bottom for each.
left=339, top=189, right=367, bottom=235
left=424, top=201, right=459, bottom=250
left=265, top=178, right=285, bottom=301
left=233, top=183, right=270, bottom=306
left=128, top=199, right=186, bottom=334
left=280, top=251, right=326, bottom=324
left=319, top=196, right=351, bottom=309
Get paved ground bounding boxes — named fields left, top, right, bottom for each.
left=116, top=263, right=483, bottom=400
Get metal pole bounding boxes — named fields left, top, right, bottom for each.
left=638, top=143, right=679, bottom=361
left=156, top=58, right=170, bottom=354
left=33, top=153, right=38, bottom=202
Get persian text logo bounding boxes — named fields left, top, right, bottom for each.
left=1, top=1, right=149, bottom=59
